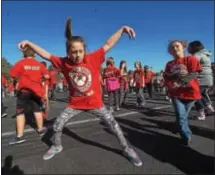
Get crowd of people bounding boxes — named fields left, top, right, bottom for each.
left=1, top=18, right=215, bottom=167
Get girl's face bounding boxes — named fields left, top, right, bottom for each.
left=122, top=62, right=126, bottom=68
left=68, top=41, right=85, bottom=64
left=169, top=41, right=185, bottom=59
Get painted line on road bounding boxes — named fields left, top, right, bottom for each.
left=153, top=105, right=172, bottom=110
left=1, top=105, right=171, bottom=137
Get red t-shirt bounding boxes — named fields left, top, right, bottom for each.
left=133, top=69, right=144, bottom=88
left=8, top=82, right=14, bottom=92
left=145, top=71, right=155, bottom=84
left=164, top=56, right=202, bottom=100
left=9, top=58, right=49, bottom=98
left=50, top=48, right=105, bottom=109
left=1, top=75, right=7, bottom=87
left=49, top=70, right=58, bottom=85
left=103, top=65, right=120, bottom=79
left=119, top=69, right=129, bottom=87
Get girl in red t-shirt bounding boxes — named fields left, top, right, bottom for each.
left=133, top=61, right=145, bottom=106
left=119, top=60, right=129, bottom=106
left=17, top=17, right=142, bottom=167
left=103, top=57, right=120, bottom=112
left=164, top=40, right=202, bottom=146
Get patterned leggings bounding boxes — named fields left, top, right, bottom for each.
left=52, top=107, right=129, bottom=150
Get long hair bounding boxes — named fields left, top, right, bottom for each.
left=119, top=60, right=127, bottom=74
left=134, top=61, right=142, bottom=69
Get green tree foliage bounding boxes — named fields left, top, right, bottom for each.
left=1, top=57, right=13, bottom=79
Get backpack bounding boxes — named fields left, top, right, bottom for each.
left=105, top=77, right=120, bottom=92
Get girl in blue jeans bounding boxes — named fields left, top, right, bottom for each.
left=164, top=40, right=202, bottom=146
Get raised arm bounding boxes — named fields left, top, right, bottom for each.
left=103, top=26, right=136, bottom=53
left=18, top=40, right=51, bottom=61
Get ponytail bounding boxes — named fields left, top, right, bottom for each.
left=65, top=17, right=73, bottom=40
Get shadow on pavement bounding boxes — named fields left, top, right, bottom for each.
left=2, top=156, right=24, bottom=175
left=116, top=117, right=214, bottom=175
left=140, top=117, right=215, bottom=140
left=41, top=127, right=122, bottom=157
left=121, top=104, right=175, bottom=117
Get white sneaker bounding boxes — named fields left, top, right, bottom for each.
left=197, top=110, right=206, bottom=120
left=109, top=107, right=114, bottom=113
left=207, top=104, right=215, bottom=113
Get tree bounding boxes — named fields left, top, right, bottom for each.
left=1, top=57, right=13, bottom=79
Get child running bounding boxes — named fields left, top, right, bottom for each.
left=17, top=17, right=143, bottom=167
left=164, top=40, right=202, bottom=146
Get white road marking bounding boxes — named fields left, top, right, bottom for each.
left=1, top=105, right=172, bottom=137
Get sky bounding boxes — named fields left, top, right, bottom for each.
left=2, top=1, right=214, bottom=72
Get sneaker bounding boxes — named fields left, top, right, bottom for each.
left=109, top=107, right=114, bottom=113
left=43, top=145, right=63, bottom=160
left=9, top=136, right=26, bottom=145
left=197, top=110, right=206, bottom=121
left=37, top=127, right=47, bottom=136
left=180, top=138, right=191, bottom=147
left=139, top=102, right=146, bottom=107
left=207, top=104, right=215, bottom=113
left=2, top=113, right=7, bottom=118
left=123, top=148, right=143, bottom=167
left=116, top=106, right=120, bottom=111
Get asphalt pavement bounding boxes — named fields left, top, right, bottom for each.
left=1, top=92, right=214, bottom=174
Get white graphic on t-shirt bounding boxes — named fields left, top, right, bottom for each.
left=69, top=67, right=92, bottom=95
left=170, top=64, right=187, bottom=74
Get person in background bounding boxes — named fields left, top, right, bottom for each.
left=1, top=74, right=7, bottom=118
left=41, top=61, right=50, bottom=120
left=119, top=60, right=129, bottom=106
left=49, top=66, right=58, bottom=100
left=62, top=75, right=68, bottom=98
left=7, top=78, right=15, bottom=97
left=144, top=65, right=154, bottom=99
left=128, top=70, right=135, bottom=93
left=188, top=41, right=214, bottom=120
left=9, top=46, right=50, bottom=145
left=133, top=61, right=145, bottom=107
left=103, top=57, right=120, bottom=112
left=152, top=72, right=163, bottom=93
left=164, top=40, right=202, bottom=146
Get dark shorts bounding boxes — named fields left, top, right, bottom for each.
left=16, top=91, right=43, bottom=115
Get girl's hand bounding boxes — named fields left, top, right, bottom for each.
left=18, top=40, right=30, bottom=51
left=172, top=82, right=181, bottom=89
left=122, top=26, right=136, bottom=39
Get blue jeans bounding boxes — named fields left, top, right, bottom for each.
left=172, top=98, right=196, bottom=140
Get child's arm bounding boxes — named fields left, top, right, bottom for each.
left=18, top=41, right=51, bottom=61
left=45, top=84, right=49, bottom=111
left=103, top=26, right=135, bottom=53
